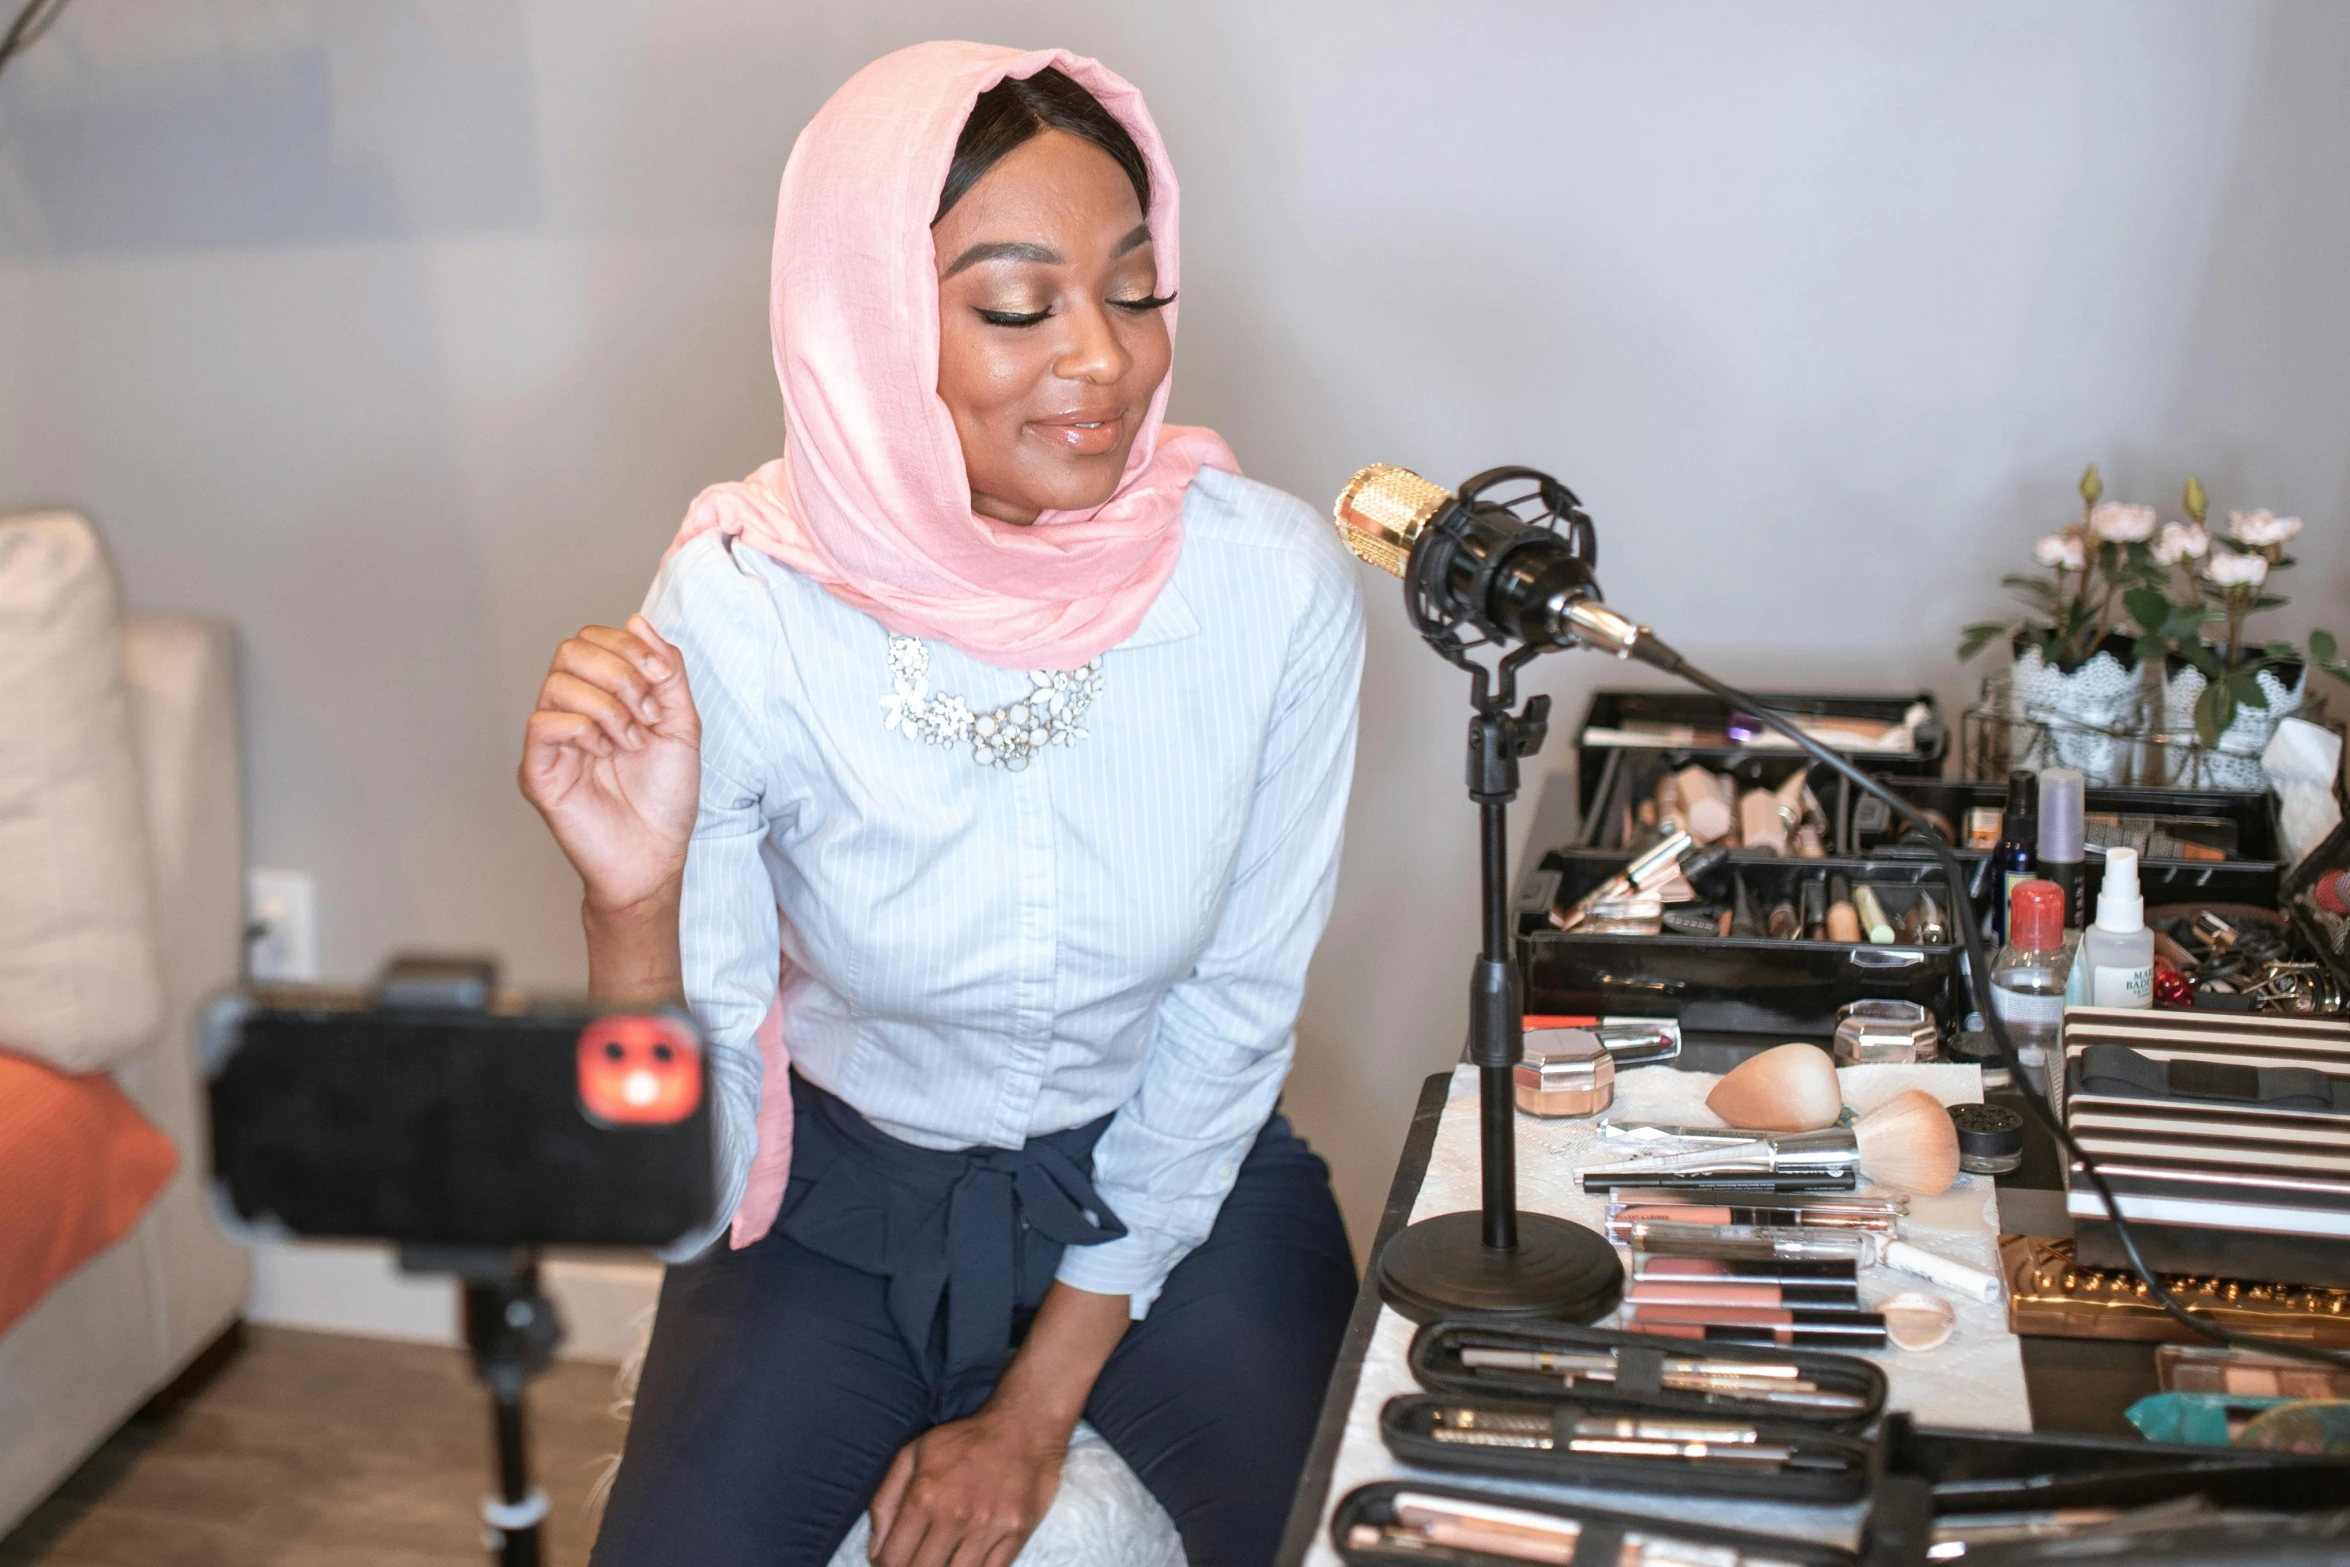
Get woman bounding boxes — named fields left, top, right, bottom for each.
left=521, top=42, right=1362, bottom=1567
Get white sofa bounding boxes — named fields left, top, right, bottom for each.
left=0, top=555, right=251, bottom=1532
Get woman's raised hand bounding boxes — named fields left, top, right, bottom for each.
left=520, top=615, right=701, bottom=913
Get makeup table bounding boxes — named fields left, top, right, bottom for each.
left=1274, top=1057, right=2128, bottom=1567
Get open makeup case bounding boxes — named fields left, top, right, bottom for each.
left=1329, top=688, right=2350, bottom=1567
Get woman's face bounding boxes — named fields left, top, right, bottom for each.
left=933, top=128, right=1173, bottom=526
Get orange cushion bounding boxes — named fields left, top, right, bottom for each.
left=0, top=1050, right=178, bottom=1336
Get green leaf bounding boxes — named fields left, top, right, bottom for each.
left=2264, top=641, right=2299, bottom=662
left=2132, top=632, right=2168, bottom=663
left=2228, top=668, right=2271, bottom=709
left=2182, top=642, right=2225, bottom=678
left=2195, top=680, right=2234, bottom=747
left=1957, top=623, right=2005, bottom=661
left=2000, top=575, right=2059, bottom=609
left=2310, top=629, right=2345, bottom=679
left=2168, top=604, right=2214, bottom=638
left=2124, top=587, right=2175, bottom=634
left=2253, top=594, right=2289, bottom=610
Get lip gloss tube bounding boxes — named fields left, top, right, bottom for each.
left=1608, top=1207, right=1898, bottom=1241
left=1626, top=1304, right=1886, bottom=1331
left=1625, top=1280, right=1861, bottom=1309
left=1633, top=1256, right=1858, bottom=1283
left=1633, top=1321, right=1890, bottom=1350
left=1621, top=1220, right=1877, bottom=1260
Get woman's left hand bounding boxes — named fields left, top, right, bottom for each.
left=867, top=1400, right=1068, bottom=1567
left=868, top=1282, right=1131, bottom=1567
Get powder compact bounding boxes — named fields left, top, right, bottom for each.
left=1517, top=1028, right=1616, bottom=1118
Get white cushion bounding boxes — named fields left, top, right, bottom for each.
left=0, top=513, right=164, bottom=1072
left=827, top=1422, right=1185, bottom=1567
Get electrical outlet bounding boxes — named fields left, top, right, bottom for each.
left=247, top=868, right=318, bottom=983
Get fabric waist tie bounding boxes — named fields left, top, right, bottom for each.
left=777, top=1072, right=1127, bottom=1396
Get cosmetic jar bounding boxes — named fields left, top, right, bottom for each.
left=1516, top=1028, right=1615, bottom=1118
left=1948, top=1102, right=2025, bottom=1175
left=1832, top=999, right=1940, bottom=1065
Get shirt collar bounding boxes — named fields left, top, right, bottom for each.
left=1115, top=579, right=1199, bottom=651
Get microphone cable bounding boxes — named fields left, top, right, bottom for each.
left=1631, top=633, right=2350, bottom=1373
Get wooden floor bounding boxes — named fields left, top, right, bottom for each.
left=1, top=1327, right=633, bottom=1567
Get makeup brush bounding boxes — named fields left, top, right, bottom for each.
left=1739, top=789, right=1788, bottom=855
left=1851, top=1089, right=1961, bottom=1195
left=1825, top=874, right=1862, bottom=944
left=1705, top=1043, right=1841, bottom=1132
left=1654, top=772, right=1684, bottom=835
left=1675, top=766, right=1734, bottom=844
left=1850, top=884, right=1896, bottom=944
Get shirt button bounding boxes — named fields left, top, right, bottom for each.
left=1215, top=1160, right=1237, bottom=1183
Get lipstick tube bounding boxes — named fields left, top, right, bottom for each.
left=1634, top=1255, right=1859, bottom=1282
left=1625, top=1280, right=1861, bottom=1309
left=1633, top=1322, right=1890, bottom=1350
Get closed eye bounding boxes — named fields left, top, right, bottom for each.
left=1110, top=292, right=1176, bottom=314
left=975, top=307, right=1050, bottom=327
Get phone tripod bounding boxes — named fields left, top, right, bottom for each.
left=400, top=1246, right=563, bottom=1567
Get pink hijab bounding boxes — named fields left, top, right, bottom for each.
left=668, top=40, right=1236, bottom=671
left=688, top=42, right=1234, bottom=1249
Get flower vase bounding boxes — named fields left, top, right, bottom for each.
left=2158, top=657, right=2306, bottom=790
left=1996, top=637, right=2150, bottom=785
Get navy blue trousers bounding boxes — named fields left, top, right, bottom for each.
left=591, top=1080, right=1356, bottom=1567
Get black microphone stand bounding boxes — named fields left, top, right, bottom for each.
left=1374, top=642, right=1621, bottom=1322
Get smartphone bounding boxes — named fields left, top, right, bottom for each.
left=205, top=976, right=715, bottom=1251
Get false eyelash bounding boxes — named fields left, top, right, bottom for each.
left=973, top=290, right=1175, bottom=329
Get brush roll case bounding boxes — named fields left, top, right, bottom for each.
left=1380, top=1390, right=1873, bottom=1502
left=1518, top=853, right=1967, bottom=1038
left=1410, top=1319, right=1886, bottom=1432
left=1333, top=1480, right=1858, bottom=1567
left=1858, top=1413, right=2350, bottom=1567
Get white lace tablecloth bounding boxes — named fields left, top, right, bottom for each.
left=1298, top=1060, right=2030, bottom=1566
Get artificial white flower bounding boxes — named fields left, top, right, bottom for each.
left=2203, top=548, right=2270, bottom=588
left=2230, top=509, right=2304, bottom=547
left=2152, top=521, right=2209, bottom=565
left=2088, top=502, right=2158, bottom=543
left=2033, top=533, right=2086, bottom=571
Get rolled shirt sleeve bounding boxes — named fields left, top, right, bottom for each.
left=1054, top=534, right=1365, bottom=1314
left=642, top=536, right=790, bottom=1261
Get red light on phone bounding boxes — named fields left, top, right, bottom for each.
left=577, top=1015, right=702, bottom=1126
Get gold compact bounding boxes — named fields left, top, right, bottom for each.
left=1517, top=1028, right=1616, bottom=1118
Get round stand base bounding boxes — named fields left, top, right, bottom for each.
left=1374, top=1209, right=1623, bottom=1325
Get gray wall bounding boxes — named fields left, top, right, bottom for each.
left=5, top=1, right=2346, bottom=1253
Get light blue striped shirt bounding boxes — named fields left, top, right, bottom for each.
left=644, top=466, right=1365, bottom=1313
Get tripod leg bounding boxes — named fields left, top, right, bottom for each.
left=482, top=1386, right=546, bottom=1567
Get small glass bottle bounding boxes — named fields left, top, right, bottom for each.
left=1992, top=770, right=2038, bottom=943
left=1990, top=878, right=2069, bottom=1094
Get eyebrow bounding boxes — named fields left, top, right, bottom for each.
left=943, top=240, right=1061, bottom=279
left=941, top=225, right=1154, bottom=279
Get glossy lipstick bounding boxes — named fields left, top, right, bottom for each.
left=1028, top=409, right=1123, bottom=456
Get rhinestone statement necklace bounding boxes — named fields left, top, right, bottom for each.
left=879, top=634, right=1101, bottom=771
